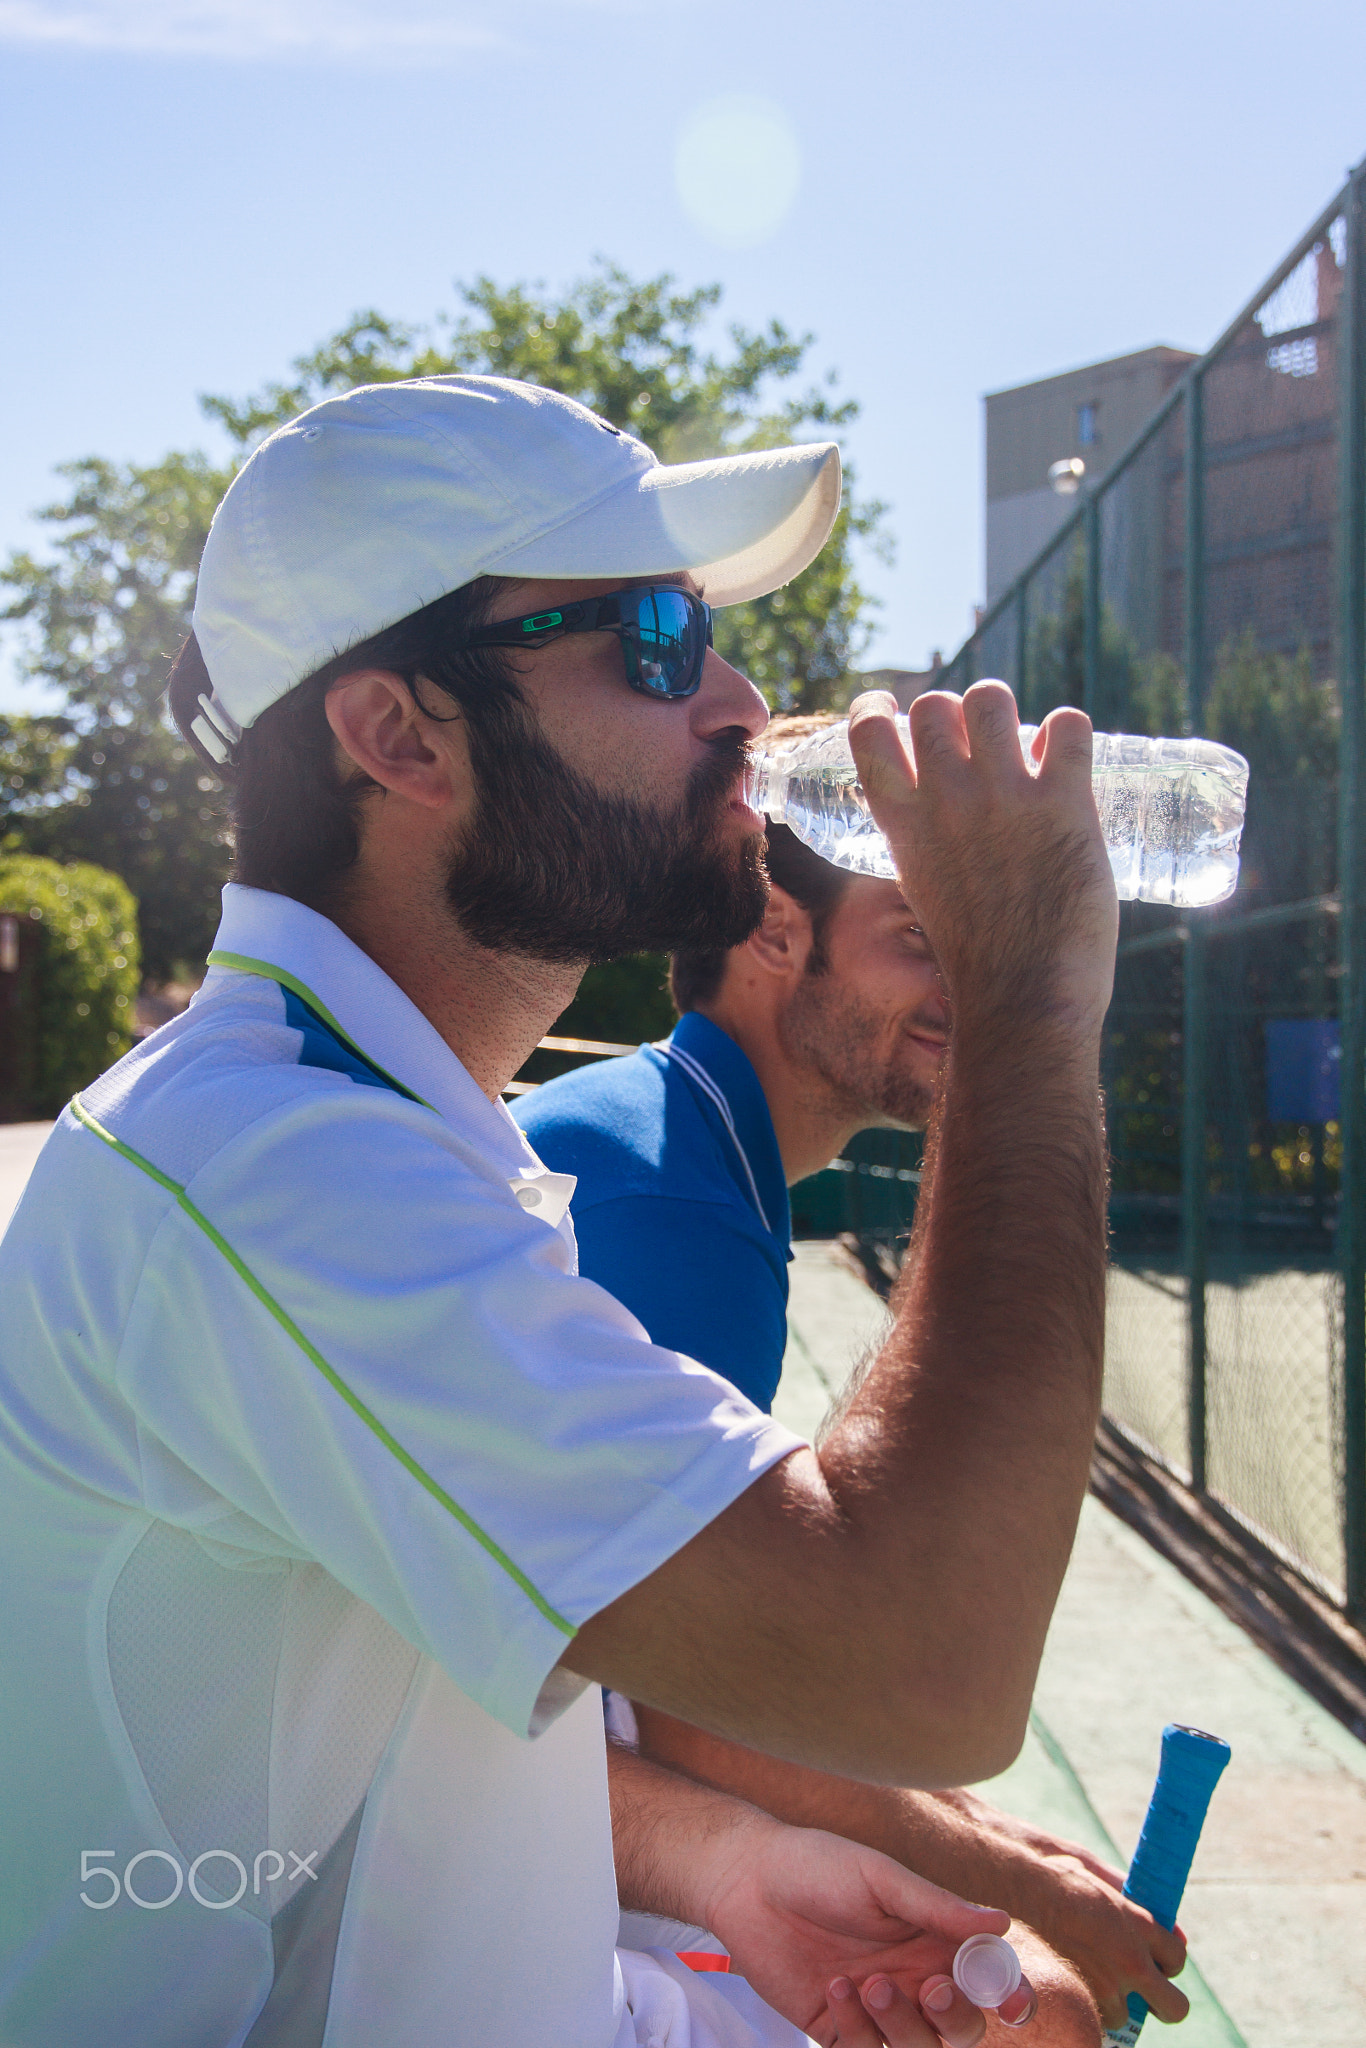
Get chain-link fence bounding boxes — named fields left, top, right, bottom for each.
left=918, top=163, right=1366, bottom=1619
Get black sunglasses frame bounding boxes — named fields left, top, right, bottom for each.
left=463, top=584, right=714, bottom=700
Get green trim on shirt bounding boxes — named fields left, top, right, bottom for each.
left=69, top=1092, right=576, bottom=1640
left=206, top=950, right=434, bottom=1111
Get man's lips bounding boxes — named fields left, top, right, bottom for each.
left=729, top=792, right=765, bottom=828
left=725, top=776, right=765, bottom=829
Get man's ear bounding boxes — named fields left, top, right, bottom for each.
left=744, top=883, right=815, bottom=984
left=324, top=670, right=466, bottom=813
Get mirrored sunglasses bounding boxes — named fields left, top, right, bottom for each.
left=464, top=584, right=714, bottom=700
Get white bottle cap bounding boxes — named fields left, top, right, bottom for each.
left=952, top=1933, right=1023, bottom=2008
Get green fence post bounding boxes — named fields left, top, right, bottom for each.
left=1015, top=583, right=1029, bottom=717
left=1083, top=497, right=1101, bottom=719
left=1338, top=170, right=1366, bottom=1618
left=1182, top=377, right=1209, bottom=1493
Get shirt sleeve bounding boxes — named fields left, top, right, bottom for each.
left=111, top=1091, right=805, bottom=1742
left=570, top=1195, right=788, bottom=1414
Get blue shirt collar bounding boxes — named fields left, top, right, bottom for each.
left=664, top=1012, right=791, bottom=1252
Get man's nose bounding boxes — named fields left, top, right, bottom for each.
left=691, top=649, right=769, bottom=743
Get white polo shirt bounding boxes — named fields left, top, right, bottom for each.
left=0, top=884, right=805, bottom=2048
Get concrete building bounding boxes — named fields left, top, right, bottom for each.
left=985, top=345, right=1196, bottom=606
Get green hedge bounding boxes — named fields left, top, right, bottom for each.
left=0, top=854, right=140, bottom=1117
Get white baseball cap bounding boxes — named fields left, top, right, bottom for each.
left=189, top=373, right=841, bottom=754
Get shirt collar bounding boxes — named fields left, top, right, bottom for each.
left=664, top=1012, right=791, bottom=1250
left=204, top=886, right=570, bottom=1214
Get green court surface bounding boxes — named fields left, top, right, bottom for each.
left=774, top=1243, right=1366, bottom=2048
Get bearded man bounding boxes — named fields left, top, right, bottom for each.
left=0, top=378, right=1118, bottom=2047
left=518, top=716, right=1190, bottom=2046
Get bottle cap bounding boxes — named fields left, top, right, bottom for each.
left=952, top=1933, right=1022, bottom=2008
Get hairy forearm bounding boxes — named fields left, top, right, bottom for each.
left=607, top=1736, right=773, bottom=1924
left=635, top=1707, right=971, bottom=1865
left=820, top=1025, right=1109, bottom=1736
left=635, top=1708, right=1052, bottom=1919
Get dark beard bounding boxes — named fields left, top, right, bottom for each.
left=445, top=696, right=769, bottom=964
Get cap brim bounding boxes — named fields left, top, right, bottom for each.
left=485, top=441, right=841, bottom=606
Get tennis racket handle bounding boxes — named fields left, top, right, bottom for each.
left=1101, top=1723, right=1231, bottom=2048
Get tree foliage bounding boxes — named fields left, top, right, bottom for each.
left=0, top=711, right=74, bottom=819
left=0, top=853, right=140, bottom=1115
left=1, top=454, right=233, bottom=980
left=2, top=266, right=884, bottom=991
left=1204, top=629, right=1339, bottom=783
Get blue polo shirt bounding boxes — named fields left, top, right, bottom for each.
left=515, top=1012, right=792, bottom=1412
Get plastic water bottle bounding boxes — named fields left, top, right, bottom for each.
left=747, top=710, right=1250, bottom=908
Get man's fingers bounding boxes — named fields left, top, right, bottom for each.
left=848, top=692, right=917, bottom=815
left=1097, top=1970, right=1189, bottom=2031
left=847, top=688, right=903, bottom=729
left=1033, top=706, right=1096, bottom=796
left=995, top=1980, right=1038, bottom=2030
left=1149, top=1917, right=1187, bottom=1980
left=914, top=1972, right=989, bottom=2047
left=827, top=1975, right=903, bottom=2045
left=960, top=683, right=1028, bottom=785
left=1138, top=1967, right=1191, bottom=2027
left=905, top=690, right=971, bottom=781
left=827, top=1970, right=990, bottom=2048
left=868, top=1861, right=1011, bottom=1946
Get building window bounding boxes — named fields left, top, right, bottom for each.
left=1077, top=403, right=1098, bottom=447
left=1267, top=337, right=1318, bottom=378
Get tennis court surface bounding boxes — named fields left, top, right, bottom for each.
left=780, top=1243, right=1366, bottom=2048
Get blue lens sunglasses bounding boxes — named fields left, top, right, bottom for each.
left=464, top=584, right=713, bottom=700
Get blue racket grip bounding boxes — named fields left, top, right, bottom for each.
left=1102, top=1724, right=1230, bottom=2047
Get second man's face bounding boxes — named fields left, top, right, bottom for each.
left=780, top=876, right=951, bottom=1130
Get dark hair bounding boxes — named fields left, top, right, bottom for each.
left=167, top=577, right=519, bottom=916
left=669, top=818, right=852, bottom=1013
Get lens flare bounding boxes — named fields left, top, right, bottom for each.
left=674, top=96, right=801, bottom=249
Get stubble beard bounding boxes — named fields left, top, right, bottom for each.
left=779, top=970, right=940, bottom=1131
left=443, top=696, right=769, bottom=965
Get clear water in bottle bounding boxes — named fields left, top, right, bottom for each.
left=747, top=710, right=1249, bottom=908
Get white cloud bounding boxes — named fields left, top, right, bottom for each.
left=0, top=0, right=509, bottom=61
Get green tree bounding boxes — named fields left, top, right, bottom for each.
left=2, top=454, right=233, bottom=981
left=2, top=265, right=884, bottom=995
left=1204, top=629, right=1339, bottom=782
left=1128, top=652, right=1188, bottom=738
left=0, top=853, right=140, bottom=1116
left=0, top=711, right=75, bottom=825
left=1018, top=539, right=1159, bottom=732
left=1204, top=630, right=1340, bottom=907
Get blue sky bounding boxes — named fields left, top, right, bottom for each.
left=2, top=0, right=1364, bottom=712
